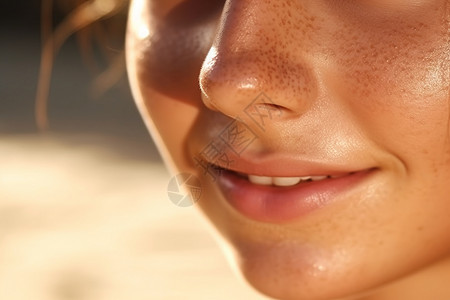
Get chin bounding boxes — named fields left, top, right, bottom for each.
left=227, top=243, right=366, bottom=300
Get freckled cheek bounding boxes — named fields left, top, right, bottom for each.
left=382, top=59, right=448, bottom=102
left=339, top=49, right=449, bottom=118
left=345, top=56, right=441, bottom=99
left=333, top=47, right=450, bottom=156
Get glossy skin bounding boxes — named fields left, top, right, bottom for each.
left=126, top=0, right=450, bottom=299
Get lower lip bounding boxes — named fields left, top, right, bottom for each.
left=215, top=169, right=375, bottom=223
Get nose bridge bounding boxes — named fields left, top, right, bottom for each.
left=199, top=0, right=319, bottom=119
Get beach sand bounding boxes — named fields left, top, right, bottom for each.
left=0, top=133, right=268, bottom=300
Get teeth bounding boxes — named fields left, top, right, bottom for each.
left=273, top=177, right=301, bottom=186
left=248, top=174, right=330, bottom=187
left=248, top=175, right=273, bottom=185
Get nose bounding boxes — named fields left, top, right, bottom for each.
left=199, top=0, right=319, bottom=122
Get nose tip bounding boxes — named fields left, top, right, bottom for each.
left=198, top=0, right=319, bottom=123
left=199, top=48, right=264, bottom=116
left=199, top=45, right=318, bottom=122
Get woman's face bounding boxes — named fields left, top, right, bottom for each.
left=126, top=0, right=450, bottom=299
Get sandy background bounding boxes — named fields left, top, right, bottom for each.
left=0, top=133, right=269, bottom=300
left=0, top=2, right=269, bottom=299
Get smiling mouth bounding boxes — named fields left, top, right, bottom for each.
left=211, top=164, right=356, bottom=186
left=208, top=164, right=376, bottom=223
left=242, top=173, right=349, bottom=187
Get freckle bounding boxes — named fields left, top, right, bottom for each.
left=417, top=226, right=424, bottom=231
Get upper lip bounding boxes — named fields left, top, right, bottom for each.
left=196, top=150, right=375, bottom=178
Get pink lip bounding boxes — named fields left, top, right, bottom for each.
left=199, top=149, right=373, bottom=178
left=215, top=168, right=376, bottom=223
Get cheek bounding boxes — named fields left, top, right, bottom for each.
left=132, top=0, right=222, bottom=105
left=334, top=5, right=448, bottom=99
left=136, top=27, right=213, bottom=104
left=328, top=7, right=450, bottom=159
left=131, top=82, right=202, bottom=172
left=127, top=23, right=220, bottom=167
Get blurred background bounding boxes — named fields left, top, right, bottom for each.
left=0, top=1, right=268, bottom=299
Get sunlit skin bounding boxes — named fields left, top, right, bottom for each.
left=126, top=0, right=450, bottom=299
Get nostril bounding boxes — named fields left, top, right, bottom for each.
left=254, top=103, right=285, bottom=112
left=244, top=101, right=285, bottom=125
